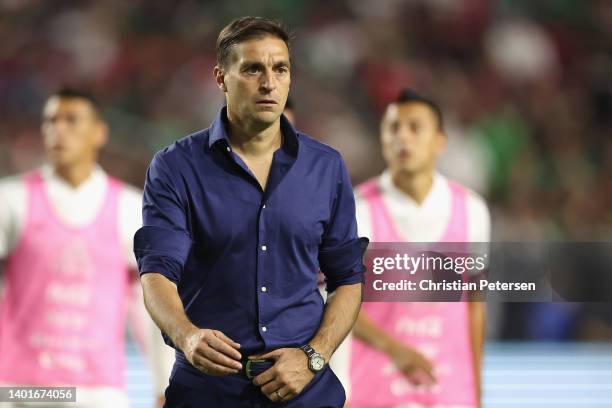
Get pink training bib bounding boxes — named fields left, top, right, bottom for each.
left=0, top=171, right=129, bottom=387
left=350, top=178, right=477, bottom=407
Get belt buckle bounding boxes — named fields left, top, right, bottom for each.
left=245, top=358, right=268, bottom=379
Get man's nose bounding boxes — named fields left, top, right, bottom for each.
left=259, top=69, right=276, bottom=93
left=397, top=125, right=413, bottom=143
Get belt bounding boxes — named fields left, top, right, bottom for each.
left=241, top=358, right=274, bottom=380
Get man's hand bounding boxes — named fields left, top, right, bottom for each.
left=181, top=328, right=242, bottom=376
left=386, top=340, right=436, bottom=386
left=251, top=348, right=315, bottom=402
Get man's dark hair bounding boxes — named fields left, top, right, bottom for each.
left=49, top=87, right=101, bottom=116
left=216, top=16, right=290, bottom=69
left=395, top=89, right=444, bottom=131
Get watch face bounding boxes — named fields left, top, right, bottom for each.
left=310, top=353, right=325, bottom=371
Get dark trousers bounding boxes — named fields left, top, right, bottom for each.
left=163, top=366, right=345, bottom=408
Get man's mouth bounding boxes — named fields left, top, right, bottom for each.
left=397, top=149, right=412, bottom=159
left=256, top=100, right=277, bottom=105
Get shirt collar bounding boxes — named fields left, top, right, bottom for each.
left=208, top=106, right=299, bottom=157
left=40, top=163, right=106, bottom=186
left=380, top=169, right=447, bottom=208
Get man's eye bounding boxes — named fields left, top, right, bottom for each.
left=276, top=66, right=288, bottom=74
left=246, top=66, right=260, bottom=74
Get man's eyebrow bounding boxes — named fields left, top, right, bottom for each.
left=240, top=60, right=265, bottom=68
left=240, top=59, right=290, bottom=67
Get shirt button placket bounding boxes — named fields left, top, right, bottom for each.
left=258, top=202, right=268, bottom=338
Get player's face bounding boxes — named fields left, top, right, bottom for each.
left=41, top=97, right=107, bottom=168
left=216, top=36, right=290, bottom=128
left=380, top=102, right=446, bottom=176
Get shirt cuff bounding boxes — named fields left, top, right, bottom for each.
left=134, top=226, right=193, bottom=283
left=320, top=237, right=369, bottom=293
left=137, top=255, right=182, bottom=283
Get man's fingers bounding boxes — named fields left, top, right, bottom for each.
left=214, top=330, right=241, bottom=349
left=252, top=366, right=276, bottom=387
left=260, top=378, right=283, bottom=395
left=200, top=345, right=243, bottom=370
left=207, top=335, right=242, bottom=360
left=421, top=364, right=436, bottom=384
left=403, top=367, right=435, bottom=386
left=192, top=354, right=240, bottom=376
left=268, top=385, right=296, bottom=402
left=416, top=355, right=437, bottom=384
left=263, top=385, right=291, bottom=402
left=421, top=367, right=437, bottom=385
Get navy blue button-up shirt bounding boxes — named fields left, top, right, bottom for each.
left=134, top=107, right=367, bottom=385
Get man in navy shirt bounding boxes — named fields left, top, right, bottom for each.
left=134, top=17, right=367, bottom=407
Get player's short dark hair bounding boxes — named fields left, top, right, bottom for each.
left=216, top=16, right=291, bottom=69
left=49, top=87, right=101, bottom=117
left=395, top=89, right=444, bottom=131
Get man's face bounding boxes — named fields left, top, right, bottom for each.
left=216, top=35, right=290, bottom=128
left=41, top=97, right=107, bottom=168
left=380, top=102, right=446, bottom=175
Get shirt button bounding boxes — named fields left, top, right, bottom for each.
left=261, top=245, right=267, bottom=251
left=226, top=146, right=231, bottom=152
left=262, top=204, right=266, bottom=209
left=261, top=286, right=267, bottom=292
left=262, top=326, right=267, bottom=332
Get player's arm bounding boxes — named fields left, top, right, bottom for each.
left=468, top=301, right=485, bottom=407
left=466, top=192, right=491, bottom=408
left=134, top=153, right=242, bottom=376
left=353, top=309, right=436, bottom=384
left=120, top=186, right=176, bottom=402
left=125, top=279, right=175, bottom=405
left=140, top=272, right=242, bottom=375
left=0, top=177, right=25, bottom=271
left=310, top=283, right=361, bottom=365
left=311, top=156, right=367, bottom=362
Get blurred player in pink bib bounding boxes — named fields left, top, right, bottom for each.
left=0, top=89, right=173, bottom=407
left=345, top=89, right=490, bottom=408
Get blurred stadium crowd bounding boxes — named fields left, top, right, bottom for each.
left=1, top=0, right=611, bottom=340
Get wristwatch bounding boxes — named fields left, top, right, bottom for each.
left=299, top=344, right=325, bottom=373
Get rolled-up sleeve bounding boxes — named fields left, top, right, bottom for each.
left=134, top=152, right=193, bottom=283
left=319, top=157, right=369, bottom=293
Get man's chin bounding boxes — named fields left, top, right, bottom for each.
left=393, top=164, right=425, bottom=177
left=252, top=111, right=281, bottom=126
left=47, top=153, right=76, bottom=169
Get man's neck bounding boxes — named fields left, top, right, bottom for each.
left=53, top=161, right=96, bottom=188
left=226, top=112, right=282, bottom=157
left=391, top=169, right=435, bottom=205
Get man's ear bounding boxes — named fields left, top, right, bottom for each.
left=435, top=130, right=447, bottom=155
left=213, top=66, right=227, bottom=92
left=95, top=121, right=109, bottom=149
